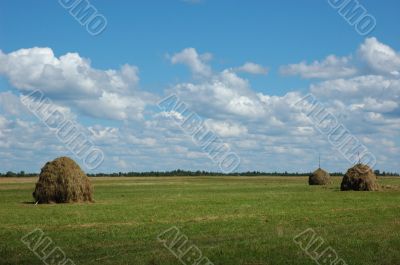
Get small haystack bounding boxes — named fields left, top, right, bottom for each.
left=309, top=168, right=330, bottom=185
left=340, top=163, right=379, bottom=191
left=33, top=157, right=93, bottom=203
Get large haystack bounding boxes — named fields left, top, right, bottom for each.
left=309, top=168, right=330, bottom=185
left=340, top=163, right=379, bottom=191
left=33, top=157, right=93, bottom=203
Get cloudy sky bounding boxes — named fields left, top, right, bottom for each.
left=0, top=0, right=399, bottom=173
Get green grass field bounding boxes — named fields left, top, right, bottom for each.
left=0, top=176, right=399, bottom=265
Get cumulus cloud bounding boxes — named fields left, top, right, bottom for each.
left=280, top=55, right=357, bottom=79
left=0, top=115, right=8, bottom=129
left=234, top=62, right=268, bottom=75
left=0, top=91, right=30, bottom=116
left=168, top=69, right=266, bottom=118
left=280, top=37, right=400, bottom=79
left=358, top=37, right=400, bottom=76
left=165, top=43, right=400, bottom=172
left=0, top=46, right=316, bottom=172
left=169, top=48, right=212, bottom=77
left=349, top=98, right=398, bottom=113
left=205, top=119, right=248, bottom=137
left=0, top=39, right=399, bottom=173
left=310, top=75, right=399, bottom=102
left=0, top=47, right=150, bottom=121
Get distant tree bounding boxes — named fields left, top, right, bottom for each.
left=5, top=171, right=16, bottom=177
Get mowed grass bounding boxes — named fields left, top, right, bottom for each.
left=0, top=176, right=399, bottom=265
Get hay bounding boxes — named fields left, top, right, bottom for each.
left=340, top=163, right=379, bottom=191
left=33, top=157, right=93, bottom=203
left=309, top=168, right=330, bottom=185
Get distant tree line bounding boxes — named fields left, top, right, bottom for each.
left=87, top=170, right=344, bottom=177
left=373, top=170, right=399, bottom=177
left=0, top=171, right=37, bottom=178
left=1, top=169, right=399, bottom=177
left=87, top=169, right=399, bottom=177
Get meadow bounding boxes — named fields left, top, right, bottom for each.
left=0, top=176, right=399, bottom=265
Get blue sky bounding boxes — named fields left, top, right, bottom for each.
left=0, top=0, right=399, bottom=173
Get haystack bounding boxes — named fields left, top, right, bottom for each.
left=340, top=163, right=379, bottom=191
left=33, top=157, right=93, bottom=203
left=309, top=168, right=330, bottom=185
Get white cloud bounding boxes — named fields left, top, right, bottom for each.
left=158, top=111, right=185, bottom=121
left=126, top=135, right=157, bottom=146
left=0, top=91, right=29, bottom=116
left=280, top=38, right=400, bottom=79
left=310, top=75, right=399, bottom=102
left=349, top=98, right=398, bottom=113
left=75, top=91, right=147, bottom=120
left=88, top=126, right=119, bottom=142
left=0, top=40, right=399, bottom=173
left=168, top=69, right=266, bottom=118
left=0, top=115, right=8, bottom=129
left=0, top=47, right=150, bottom=121
left=280, top=55, right=357, bottom=79
left=169, top=48, right=212, bottom=77
left=113, top=156, right=130, bottom=169
left=205, top=119, right=247, bottom=137
left=358, top=37, right=400, bottom=76
left=234, top=62, right=268, bottom=75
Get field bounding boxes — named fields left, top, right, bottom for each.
left=0, top=176, right=399, bottom=265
